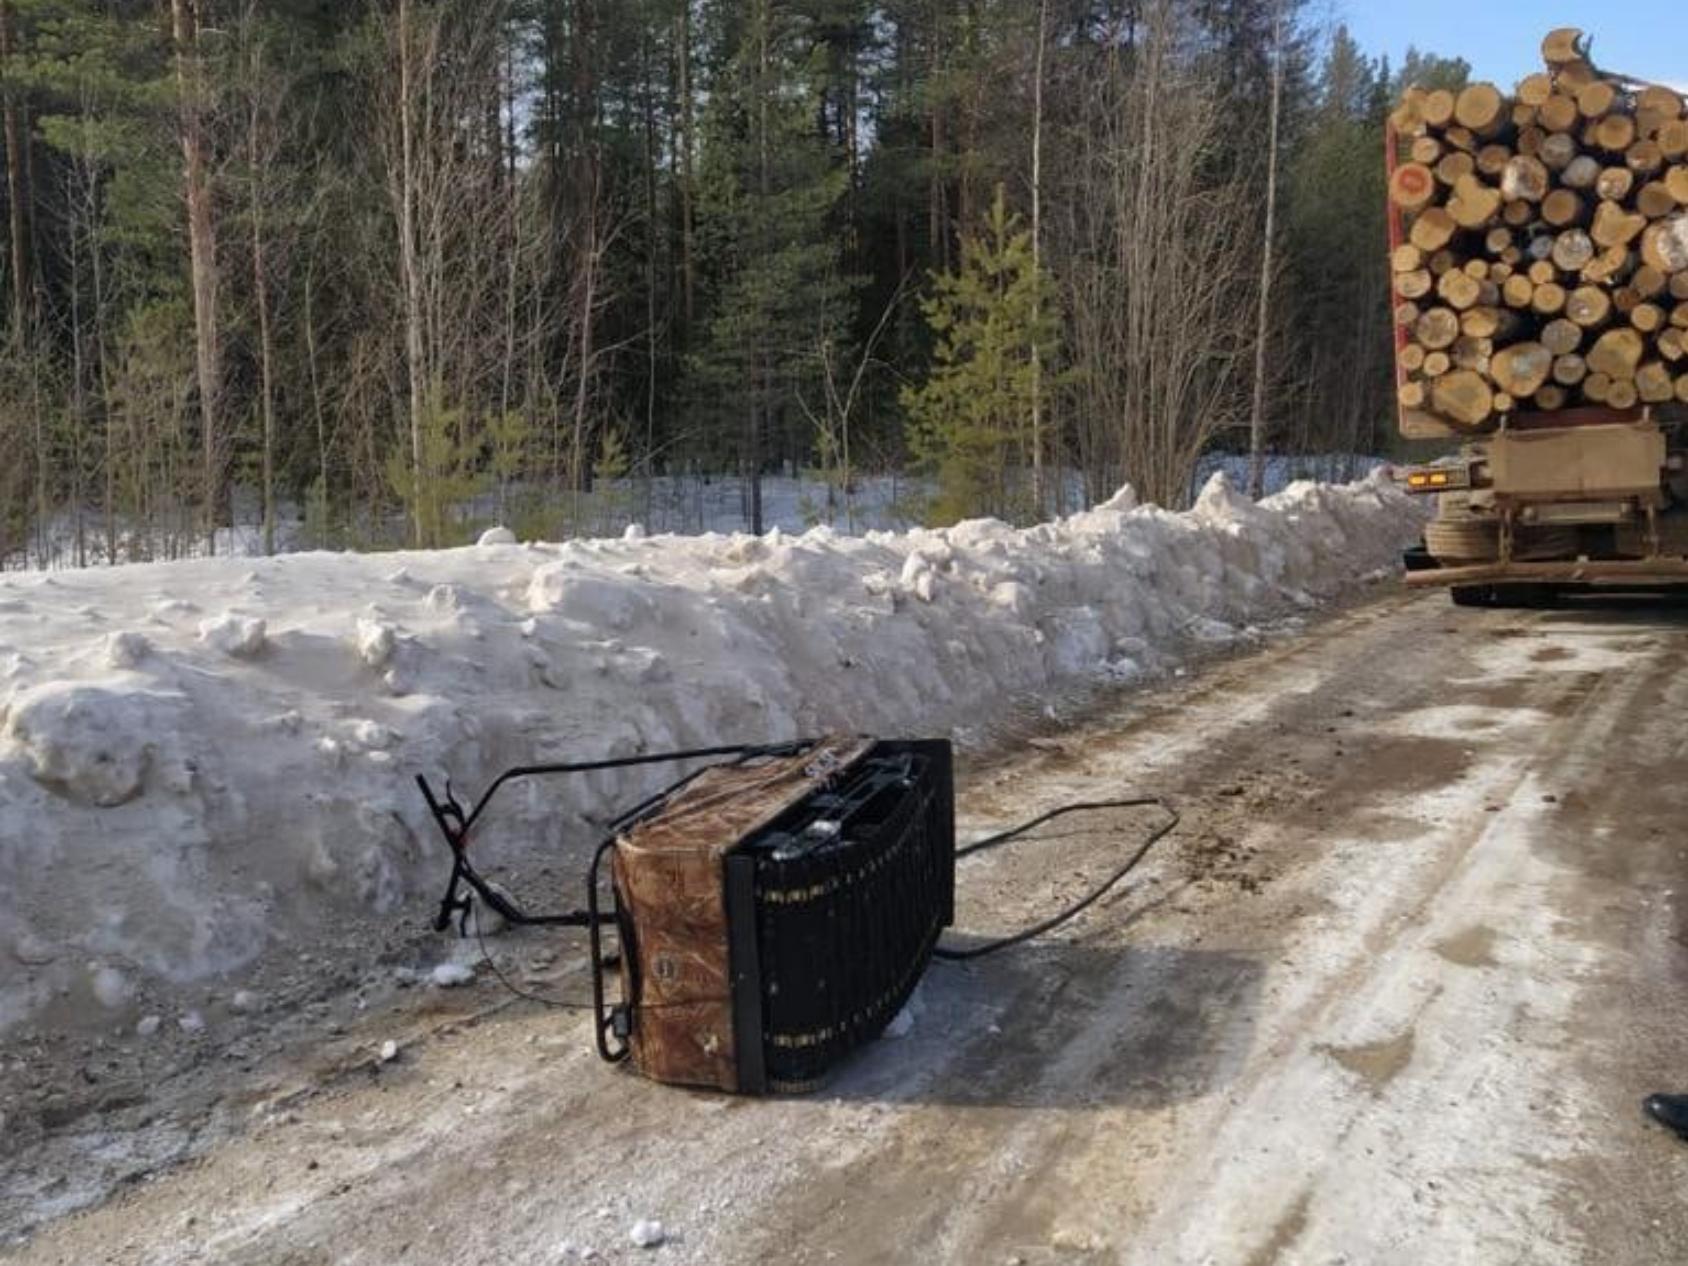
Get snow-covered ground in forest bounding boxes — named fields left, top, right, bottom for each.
left=15, top=457, right=1386, bottom=570
left=0, top=470, right=1423, bottom=1039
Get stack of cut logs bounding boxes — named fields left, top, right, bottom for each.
left=1389, top=28, right=1688, bottom=431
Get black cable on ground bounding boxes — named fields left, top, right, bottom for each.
left=443, top=741, right=825, bottom=1012
left=424, top=739, right=820, bottom=933
left=461, top=788, right=1178, bottom=1001
left=933, top=797, right=1179, bottom=962
left=470, top=900, right=594, bottom=1010
left=468, top=900, right=733, bottom=1017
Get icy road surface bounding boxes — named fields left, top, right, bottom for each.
left=6, top=588, right=1688, bottom=1265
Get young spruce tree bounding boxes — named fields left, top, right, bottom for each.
left=902, top=184, right=1057, bottom=526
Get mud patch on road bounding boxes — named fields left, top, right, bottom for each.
left=1385, top=702, right=1539, bottom=741
left=1316, top=734, right=1471, bottom=804
left=1464, top=677, right=1534, bottom=709
left=1465, top=672, right=1598, bottom=719
left=1320, top=1029, right=1415, bottom=1094
left=1245, top=1189, right=1311, bottom=1266
left=1601, top=637, right=1659, bottom=654
left=1182, top=829, right=1266, bottom=893
left=1531, top=646, right=1574, bottom=663
left=1346, top=811, right=1426, bottom=844
left=1434, top=925, right=1499, bottom=968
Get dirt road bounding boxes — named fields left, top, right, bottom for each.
left=6, top=589, right=1688, bottom=1265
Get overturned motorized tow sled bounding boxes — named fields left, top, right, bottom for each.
left=418, top=735, right=1175, bottom=1094
left=420, top=736, right=955, bottom=1092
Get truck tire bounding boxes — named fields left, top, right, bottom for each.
left=1514, top=527, right=1579, bottom=561
left=1450, top=585, right=1493, bottom=607
left=1425, top=521, right=1578, bottom=564
left=1493, top=583, right=1562, bottom=608
left=1615, top=515, right=1688, bottom=558
left=1449, top=583, right=1561, bottom=609
left=1424, top=519, right=1500, bottom=562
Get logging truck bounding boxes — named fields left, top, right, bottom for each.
left=1390, top=28, right=1688, bottom=605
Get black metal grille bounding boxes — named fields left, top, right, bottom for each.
left=724, top=739, right=954, bottom=1090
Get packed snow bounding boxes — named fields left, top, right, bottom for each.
left=628, top=1219, right=667, bottom=1249
left=0, top=471, right=1423, bottom=1037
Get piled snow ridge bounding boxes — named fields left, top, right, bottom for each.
left=0, top=472, right=1423, bottom=1035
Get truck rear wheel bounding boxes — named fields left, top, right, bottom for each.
left=1425, top=520, right=1500, bottom=563
left=1614, top=514, right=1688, bottom=559
left=1449, top=583, right=1561, bottom=609
left=1425, top=521, right=1579, bottom=564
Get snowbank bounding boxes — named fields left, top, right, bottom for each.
left=0, top=472, right=1423, bottom=1035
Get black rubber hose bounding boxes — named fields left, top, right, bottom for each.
left=934, top=797, right=1178, bottom=961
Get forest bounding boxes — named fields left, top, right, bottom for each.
left=0, top=0, right=1468, bottom=566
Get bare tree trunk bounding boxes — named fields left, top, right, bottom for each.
left=676, top=0, right=695, bottom=327
left=65, top=159, right=91, bottom=570
left=69, top=189, right=86, bottom=562
left=750, top=0, right=770, bottom=535
left=4, top=4, right=45, bottom=565
left=496, top=21, right=521, bottom=521
left=955, top=2, right=978, bottom=238
left=28, top=347, right=46, bottom=565
left=893, top=15, right=913, bottom=366
left=0, top=1, right=30, bottom=351
left=498, top=124, right=520, bottom=525
left=927, top=3, right=947, bottom=272
left=1029, top=0, right=1047, bottom=517
left=249, top=52, right=278, bottom=555
left=84, top=129, right=117, bottom=564
left=843, top=24, right=859, bottom=240
left=568, top=0, right=600, bottom=522
left=485, top=28, right=503, bottom=197
left=303, top=263, right=329, bottom=543
left=397, top=0, right=427, bottom=546
left=571, top=196, right=598, bottom=525
left=641, top=28, right=658, bottom=495
left=503, top=34, right=516, bottom=187
left=1247, top=1, right=1284, bottom=500
left=172, top=0, right=222, bottom=552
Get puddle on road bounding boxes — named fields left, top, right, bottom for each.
left=1434, top=924, right=1500, bottom=968
left=1380, top=702, right=1552, bottom=744
left=1343, top=811, right=1427, bottom=845
left=1320, top=1029, right=1415, bottom=1094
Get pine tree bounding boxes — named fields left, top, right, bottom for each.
left=1395, top=46, right=1470, bottom=95
left=902, top=184, right=1057, bottom=525
left=22, top=0, right=182, bottom=562
left=690, top=0, right=854, bottom=532
left=1280, top=24, right=1394, bottom=462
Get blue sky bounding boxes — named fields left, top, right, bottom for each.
left=1336, top=2, right=1685, bottom=90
